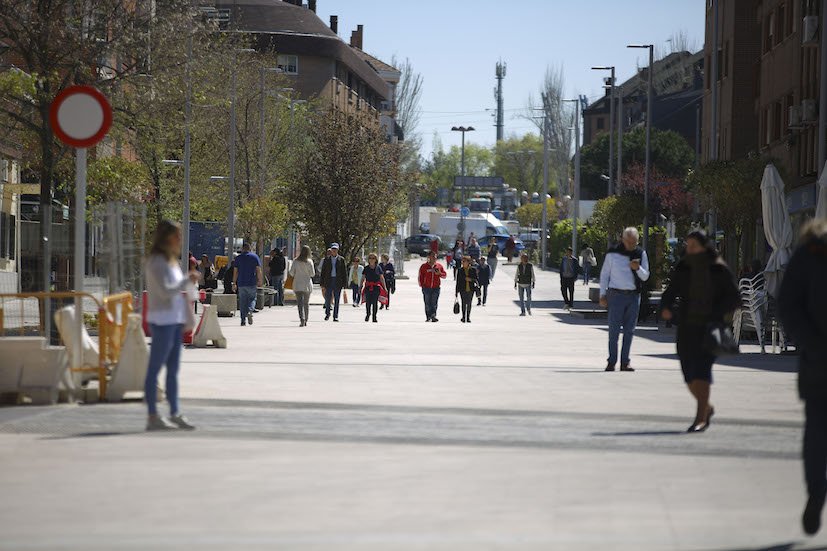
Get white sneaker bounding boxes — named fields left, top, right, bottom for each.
left=146, top=415, right=177, bottom=431
left=169, top=414, right=196, bottom=430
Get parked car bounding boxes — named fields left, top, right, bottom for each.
left=483, top=234, right=526, bottom=258
left=405, top=234, right=440, bottom=256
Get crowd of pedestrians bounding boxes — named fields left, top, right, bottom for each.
left=143, top=222, right=827, bottom=536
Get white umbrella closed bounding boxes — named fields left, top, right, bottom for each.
left=760, top=163, right=794, bottom=297
left=816, top=161, right=827, bottom=219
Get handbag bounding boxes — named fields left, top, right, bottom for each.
left=284, top=275, right=294, bottom=290
left=453, top=297, right=460, bottom=315
left=704, top=321, right=739, bottom=356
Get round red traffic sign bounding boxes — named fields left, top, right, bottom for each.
left=49, top=85, right=113, bottom=148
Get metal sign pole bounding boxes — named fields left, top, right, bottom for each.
left=74, top=147, right=86, bottom=375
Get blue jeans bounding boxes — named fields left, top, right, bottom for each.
left=422, top=287, right=440, bottom=319
left=145, top=324, right=182, bottom=416
left=350, top=282, right=361, bottom=305
left=324, top=281, right=341, bottom=318
left=607, top=290, right=641, bottom=366
left=583, top=263, right=592, bottom=284
left=518, top=285, right=532, bottom=313
left=238, top=286, right=257, bottom=321
left=271, top=275, right=284, bottom=305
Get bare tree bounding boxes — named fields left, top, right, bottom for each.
left=390, top=55, right=423, bottom=169
left=524, top=64, right=574, bottom=197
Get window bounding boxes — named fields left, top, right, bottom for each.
left=777, top=4, right=786, bottom=42
left=596, top=117, right=605, bottom=130
left=761, top=107, right=769, bottom=146
left=723, top=41, right=729, bottom=77
left=772, top=101, right=783, bottom=142
left=765, top=12, right=776, bottom=52
left=277, top=55, right=298, bottom=75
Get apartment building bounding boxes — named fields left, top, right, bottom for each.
left=583, top=51, right=704, bottom=149
left=212, top=0, right=403, bottom=142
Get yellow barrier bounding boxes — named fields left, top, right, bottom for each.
left=0, top=291, right=135, bottom=400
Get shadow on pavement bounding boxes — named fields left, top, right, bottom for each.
left=704, top=543, right=827, bottom=551
left=642, top=352, right=797, bottom=373
left=592, top=430, right=685, bottom=437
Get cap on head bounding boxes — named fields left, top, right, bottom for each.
left=330, top=243, right=339, bottom=250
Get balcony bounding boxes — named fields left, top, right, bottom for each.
left=327, top=77, right=381, bottom=125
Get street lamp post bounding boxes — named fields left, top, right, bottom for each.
left=628, top=44, right=654, bottom=252
left=592, top=66, right=615, bottom=197
left=161, top=159, right=187, bottom=269
left=227, top=48, right=255, bottom=257
left=451, top=126, right=475, bottom=205
left=616, top=84, right=623, bottom=194
left=563, top=99, right=582, bottom=254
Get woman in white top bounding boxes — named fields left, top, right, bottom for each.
left=289, top=245, right=315, bottom=327
left=580, top=243, right=597, bottom=285
left=144, top=219, right=200, bottom=431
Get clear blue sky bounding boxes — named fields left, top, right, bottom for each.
left=316, top=0, right=705, bottom=158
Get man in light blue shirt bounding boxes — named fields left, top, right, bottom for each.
left=599, top=227, right=650, bottom=372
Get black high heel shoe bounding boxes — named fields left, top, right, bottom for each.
left=687, top=407, right=714, bottom=433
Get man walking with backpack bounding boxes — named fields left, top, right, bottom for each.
left=599, top=227, right=650, bottom=372
left=560, top=247, right=579, bottom=309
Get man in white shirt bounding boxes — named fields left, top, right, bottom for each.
left=599, top=227, right=650, bottom=372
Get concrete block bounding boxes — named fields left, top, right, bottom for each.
left=53, top=305, right=99, bottom=385
left=192, top=305, right=227, bottom=348
left=211, top=293, right=236, bottom=317
left=19, top=345, right=67, bottom=405
left=108, top=314, right=149, bottom=402
left=588, top=287, right=601, bottom=303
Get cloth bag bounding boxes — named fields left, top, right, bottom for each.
left=284, top=275, right=294, bottom=290
left=704, top=322, right=739, bottom=356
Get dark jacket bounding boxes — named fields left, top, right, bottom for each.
left=222, top=260, right=235, bottom=293
left=269, top=252, right=286, bottom=277
left=779, top=236, right=827, bottom=399
left=560, top=256, right=580, bottom=279
left=379, top=262, right=396, bottom=292
left=660, top=252, right=740, bottom=328
left=320, top=255, right=348, bottom=289
left=455, top=265, right=479, bottom=294
left=477, top=263, right=491, bottom=285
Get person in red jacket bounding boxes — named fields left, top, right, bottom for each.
left=419, top=250, right=447, bottom=322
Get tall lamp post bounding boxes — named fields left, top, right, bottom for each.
left=451, top=126, right=475, bottom=205
left=228, top=48, right=255, bottom=256
left=628, top=43, right=654, bottom=252
left=591, top=66, right=615, bottom=197
left=563, top=98, right=582, bottom=254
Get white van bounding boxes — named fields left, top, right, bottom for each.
left=430, top=212, right=510, bottom=243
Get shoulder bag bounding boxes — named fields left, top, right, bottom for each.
left=704, top=321, right=739, bottom=356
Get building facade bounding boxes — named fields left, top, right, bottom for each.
left=212, top=0, right=403, bottom=142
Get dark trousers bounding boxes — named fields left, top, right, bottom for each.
left=423, top=287, right=440, bottom=319
left=271, top=274, right=284, bottom=305
left=460, top=290, right=474, bottom=320
left=805, top=399, right=827, bottom=502
left=364, top=289, right=379, bottom=319
left=561, top=276, right=576, bottom=305
left=324, top=281, right=342, bottom=318
left=480, top=283, right=489, bottom=304
left=350, top=282, right=361, bottom=305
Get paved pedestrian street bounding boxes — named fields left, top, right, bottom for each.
left=0, top=261, right=822, bottom=550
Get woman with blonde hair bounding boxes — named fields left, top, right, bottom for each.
left=289, top=245, right=315, bottom=327
left=144, top=219, right=200, bottom=431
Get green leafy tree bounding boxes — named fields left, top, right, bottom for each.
left=514, top=198, right=555, bottom=228
left=420, top=132, right=493, bottom=202
left=283, top=110, right=408, bottom=261
left=86, top=156, right=153, bottom=205
left=492, top=133, right=552, bottom=195
left=578, top=127, right=695, bottom=199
